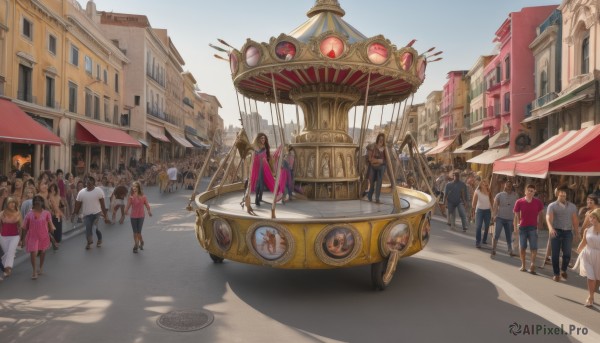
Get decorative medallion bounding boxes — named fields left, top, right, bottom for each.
left=275, top=41, right=297, bottom=61
left=379, top=220, right=411, bottom=257
left=245, top=46, right=261, bottom=67
left=229, top=53, right=239, bottom=74
left=320, top=36, right=344, bottom=59
left=367, top=42, right=388, bottom=65
left=315, top=224, right=362, bottom=266
left=246, top=222, right=294, bottom=265
left=400, top=52, right=413, bottom=71
left=419, top=211, right=432, bottom=247
left=417, top=59, right=427, bottom=81
left=212, top=218, right=232, bottom=251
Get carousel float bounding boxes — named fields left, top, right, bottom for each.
left=190, top=0, right=441, bottom=289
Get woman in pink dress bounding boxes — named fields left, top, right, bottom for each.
left=124, top=181, right=152, bottom=253
left=250, top=133, right=276, bottom=206
left=23, top=195, right=54, bottom=279
left=573, top=208, right=600, bottom=307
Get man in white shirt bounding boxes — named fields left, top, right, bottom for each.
left=167, top=163, right=178, bottom=193
left=72, top=176, right=110, bottom=250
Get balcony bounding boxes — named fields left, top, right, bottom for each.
left=530, top=92, right=558, bottom=110
left=145, top=70, right=165, bottom=88
left=146, top=105, right=181, bottom=126
left=524, top=103, right=532, bottom=118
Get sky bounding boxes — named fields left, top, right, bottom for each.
left=86, top=0, right=561, bottom=128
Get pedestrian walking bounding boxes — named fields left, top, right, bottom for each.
left=444, top=171, right=469, bottom=231
left=124, top=181, right=152, bottom=253
left=472, top=178, right=493, bottom=248
left=1, top=197, right=23, bottom=278
left=72, top=176, right=110, bottom=250
left=514, top=184, right=544, bottom=275
left=572, top=208, right=600, bottom=307
left=22, top=195, right=55, bottom=279
left=111, top=179, right=128, bottom=224
left=546, top=187, right=579, bottom=282
left=491, top=179, right=518, bottom=257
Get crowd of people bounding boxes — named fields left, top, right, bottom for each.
left=432, top=167, right=600, bottom=308
left=0, top=153, right=211, bottom=282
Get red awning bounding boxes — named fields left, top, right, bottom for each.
left=425, top=136, right=458, bottom=156
left=76, top=121, right=141, bottom=147
left=0, top=98, right=61, bottom=145
left=493, top=124, right=600, bottom=178
left=147, top=124, right=170, bottom=143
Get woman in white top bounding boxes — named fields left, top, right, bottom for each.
left=472, top=179, right=493, bottom=248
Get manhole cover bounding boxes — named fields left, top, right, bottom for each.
left=157, top=309, right=214, bottom=332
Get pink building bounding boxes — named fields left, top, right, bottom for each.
left=482, top=5, right=558, bottom=154
left=439, top=70, right=469, bottom=139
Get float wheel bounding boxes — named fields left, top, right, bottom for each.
left=209, top=253, right=224, bottom=263
left=371, top=251, right=399, bottom=290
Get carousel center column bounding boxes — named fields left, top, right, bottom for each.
left=290, top=84, right=360, bottom=200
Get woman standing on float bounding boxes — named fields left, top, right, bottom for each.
left=250, top=133, right=275, bottom=206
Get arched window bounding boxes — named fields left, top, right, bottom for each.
left=581, top=34, right=589, bottom=74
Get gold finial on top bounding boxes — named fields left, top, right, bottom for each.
left=307, top=0, right=345, bottom=18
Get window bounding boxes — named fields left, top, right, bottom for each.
left=495, top=65, right=501, bottom=84
left=46, top=76, right=55, bottom=108
left=103, top=69, right=108, bottom=84
left=114, top=73, right=119, bottom=93
left=540, top=70, right=548, bottom=96
left=85, top=56, right=93, bottom=74
left=504, top=92, right=510, bottom=113
left=22, top=17, right=32, bottom=40
left=85, top=90, right=93, bottom=117
left=96, top=64, right=101, bottom=80
left=17, top=64, right=33, bottom=102
left=70, top=45, right=79, bottom=66
left=113, top=103, right=119, bottom=124
left=48, top=34, right=57, bottom=55
left=104, top=97, right=110, bottom=122
left=68, top=82, right=78, bottom=113
left=581, top=35, right=590, bottom=74
left=504, top=56, right=511, bottom=80
left=94, top=95, right=100, bottom=120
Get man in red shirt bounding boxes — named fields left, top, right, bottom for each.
left=513, top=184, right=545, bottom=275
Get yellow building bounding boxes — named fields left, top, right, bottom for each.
left=0, top=0, right=139, bottom=177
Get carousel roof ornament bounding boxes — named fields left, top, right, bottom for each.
left=223, top=0, right=440, bottom=106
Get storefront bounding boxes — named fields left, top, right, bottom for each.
left=165, top=127, right=193, bottom=158
left=146, top=123, right=171, bottom=163
left=73, top=121, right=141, bottom=176
left=0, top=98, right=61, bottom=176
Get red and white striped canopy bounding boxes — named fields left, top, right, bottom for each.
left=493, top=124, right=600, bottom=178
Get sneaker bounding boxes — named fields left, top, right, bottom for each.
left=85, top=242, right=92, bottom=250
left=96, top=240, right=102, bottom=247
left=139, top=241, right=144, bottom=250
left=552, top=275, right=560, bottom=282
left=560, top=271, right=568, bottom=280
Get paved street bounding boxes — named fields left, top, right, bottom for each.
left=1, top=182, right=599, bottom=343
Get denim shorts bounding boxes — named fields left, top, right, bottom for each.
left=518, top=226, right=538, bottom=250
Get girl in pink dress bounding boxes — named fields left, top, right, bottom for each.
left=124, top=181, right=152, bottom=253
left=23, top=195, right=54, bottom=279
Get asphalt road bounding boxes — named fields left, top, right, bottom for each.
left=1, top=183, right=599, bottom=343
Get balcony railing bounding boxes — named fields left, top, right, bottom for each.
left=145, top=70, right=165, bottom=87
left=146, top=105, right=181, bottom=126
left=530, top=92, right=558, bottom=110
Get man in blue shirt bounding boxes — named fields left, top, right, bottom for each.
left=444, top=171, right=469, bottom=231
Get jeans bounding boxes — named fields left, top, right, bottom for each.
left=84, top=213, right=102, bottom=243
left=447, top=202, right=468, bottom=230
left=550, top=229, right=573, bottom=276
left=475, top=209, right=491, bottom=245
left=494, top=217, right=513, bottom=251
left=52, top=216, right=63, bottom=243
left=518, top=226, right=538, bottom=250
left=368, top=165, right=386, bottom=201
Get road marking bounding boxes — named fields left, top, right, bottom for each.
left=418, top=250, right=600, bottom=343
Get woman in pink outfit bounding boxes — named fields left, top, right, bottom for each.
left=250, top=133, right=276, bottom=206
left=1, top=197, right=22, bottom=278
left=124, top=181, right=152, bottom=253
left=23, top=195, right=54, bottom=279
